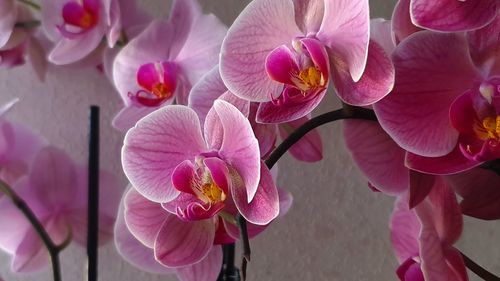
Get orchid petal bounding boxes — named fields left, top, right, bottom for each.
left=373, top=31, right=481, bottom=157
left=27, top=38, right=48, bottom=82
left=293, top=0, right=324, bottom=34
left=316, top=0, right=369, bottom=82
left=344, top=120, right=408, bottom=195
left=0, top=0, right=17, bottom=48
left=176, top=245, right=222, bottom=281
left=467, top=16, right=500, bottom=74
left=410, top=0, right=498, bottom=32
left=370, top=18, right=395, bottom=56
left=154, top=216, right=215, bottom=267
left=408, top=171, right=434, bottom=209
left=280, top=117, right=323, bottom=163
left=405, top=146, right=481, bottom=175
left=48, top=26, right=105, bottom=65
left=220, top=0, right=302, bottom=102
left=392, top=0, right=421, bottom=44
left=167, top=0, right=201, bottom=59
left=122, top=105, right=206, bottom=203
left=390, top=195, right=420, bottom=263
left=112, top=105, right=159, bottom=132
left=188, top=66, right=227, bottom=125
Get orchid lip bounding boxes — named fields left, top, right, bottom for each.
left=129, top=62, right=177, bottom=107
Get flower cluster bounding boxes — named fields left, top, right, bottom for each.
left=0, top=0, right=499, bottom=281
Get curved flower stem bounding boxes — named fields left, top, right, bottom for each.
left=461, top=251, right=500, bottom=281
left=0, top=180, right=70, bottom=281
left=17, top=0, right=41, bottom=10
left=237, top=105, right=377, bottom=279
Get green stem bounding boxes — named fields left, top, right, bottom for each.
left=17, top=0, right=41, bottom=10
left=0, top=180, right=70, bottom=281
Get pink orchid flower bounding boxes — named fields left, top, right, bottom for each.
left=122, top=100, right=280, bottom=225
left=374, top=16, right=500, bottom=174
left=390, top=180, right=467, bottom=281
left=0, top=2, right=47, bottom=80
left=409, top=0, right=498, bottom=32
left=0, top=146, right=120, bottom=272
left=189, top=65, right=323, bottom=162
left=41, top=0, right=121, bottom=65
left=0, top=99, right=45, bottom=186
left=220, top=0, right=394, bottom=124
left=111, top=0, right=227, bottom=131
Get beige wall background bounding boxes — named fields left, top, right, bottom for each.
left=0, top=1, right=498, bottom=280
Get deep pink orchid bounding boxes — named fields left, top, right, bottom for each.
left=0, top=146, right=120, bottom=272
left=409, top=0, right=498, bottom=32
left=220, top=0, right=394, bottom=124
left=189, top=65, right=323, bottom=162
left=41, top=0, right=121, bottom=64
left=111, top=0, right=227, bottom=131
left=390, top=180, right=467, bottom=281
left=0, top=100, right=45, bottom=186
left=122, top=100, right=280, bottom=226
left=374, top=16, right=500, bottom=174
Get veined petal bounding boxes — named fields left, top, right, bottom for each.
left=405, top=145, right=481, bottom=175
left=316, top=0, right=369, bottom=82
left=211, top=100, right=261, bottom=202
left=344, top=120, right=408, bottom=195
left=112, top=105, right=159, bottom=132
left=374, top=31, right=481, bottom=157
left=124, top=188, right=168, bottom=248
left=390, top=195, right=420, bottom=263
left=410, top=0, right=498, bottom=32
left=122, top=105, right=206, bottom=203
left=220, top=0, right=302, bottom=102
left=392, top=0, right=421, bottom=44
left=188, top=66, right=227, bottom=125
left=467, top=16, right=500, bottom=74
left=293, top=0, right=324, bottom=34
left=154, top=216, right=215, bottom=267
left=176, top=245, right=222, bottom=281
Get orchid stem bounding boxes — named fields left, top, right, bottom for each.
left=237, top=214, right=250, bottom=281
left=14, top=20, right=41, bottom=29
left=17, top=0, right=41, bottom=10
left=461, top=251, right=500, bottom=281
left=0, top=180, right=67, bottom=281
left=87, top=106, right=100, bottom=281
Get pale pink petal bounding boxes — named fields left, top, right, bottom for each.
left=0, top=0, right=17, bottom=48
left=390, top=195, right=420, bottom=263
left=256, top=89, right=326, bottom=123
left=188, top=66, right=227, bottom=125
left=11, top=228, right=47, bottom=273
left=154, top=216, right=215, bottom=267
left=373, top=32, right=481, bottom=157
left=316, top=0, right=369, bottom=82
left=176, top=245, right=222, bottom=281
left=123, top=187, right=170, bottom=248
left=48, top=25, right=105, bottom=65
left=105, top=0, right=121, bottom=47
left=277, top=188, right=293, bottom=217
left=112, top=105, right=159, bottom=132
left=392, top=0, right=421, bottom=44
left=446, top=169, right=500, bottom=220
left=231, top=163, right=279, bottom=225
left=27, top=38, right=48, bottom=82
left=115, top=198, right=174, bottom=274
left=220, top=0, right=302, bottom=102
left=405, top=146, right=481, bottom=175
left=344, top=120, right=408, bottom=195
left=211, top=100, right=260, bottom=202
left=40, top=0, right=67, bottom=41
left=410, top=0, right=498, bottom=32
left=112, top=19, right=175, bottom=104
left=408, top=171, right=434, bottom=208
left=279, top=116, right=323, bottom=162
left=175, top=11, right=226, bottom=87
left=122, top=105, right=207, bottom=203
left=331, top=39, right=394, bottom=106
left=167, top=0, right=201, bottom=59
left=293, top=0, right=324, bottom=34
left=415, top=215, right=449, bottom=281
left=370, top=18, right=395, bottom=56
left=29, top=146, right=77, bottom=208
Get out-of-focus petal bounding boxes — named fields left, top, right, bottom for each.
left=122, top=105, right=206, bottom=203
left=317, top=0, right=369, bottom=82
left=467, top=16, right=500, bottom=74
left=410, top=0, right=498, bottom=32
left=344, top=120, right=408, bottom=195
left=27, top=38, right=47, bottom=82
left=176, top=245, right=222, bottom=281
left=0, top=0, right=17, bottom=48
left=390, top=195, right=420, bottom=263
left=154, top=216, right=215, bottom=267
left=374, top=31, right=481, bottom=157
left=220, top=0, right=301, bottom=102
left=279, top=116, right=323, bottom=163
left=408, top=171, right=434, bottom=208
left=330, top=39, right=394, bottom=106
left=405, top=145, right=481, bottom=175
left=370, top=18, right=395, bottom=55
left=48, top=25, right=105, bottom=65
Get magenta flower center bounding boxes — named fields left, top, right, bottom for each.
left=128, top=62, right=177, bottom=107
left=62, top=0, right=99, bottom=30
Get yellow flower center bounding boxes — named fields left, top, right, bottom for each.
left=200, top=180, right=226, bottom=203
left=474, top=115, right=500, bottom=141
left=79, top=12, right=96, bottom=28
left=292, top=66, right=325, bottom=92
left=151, top=83, right=173, bottom=100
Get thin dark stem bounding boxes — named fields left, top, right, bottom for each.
left=217, top=244, right=239, bottom=281
left=265, top=105, right=377, bottom=169
left=17, top=0, right=41, bottom=10
left=87, top=106, right=100, bottom=281
left=0, top=180, right=69, bottom=281
left=461, top=251, right=500, bottom=281
left=14, top=20, right=41, bottom=29
left=237, top=214, right=250, bottom=281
